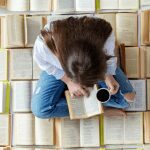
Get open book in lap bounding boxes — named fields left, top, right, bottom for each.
left=65, top=85, right=104, bottom=119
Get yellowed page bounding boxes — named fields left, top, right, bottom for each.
left=10, top=49, right=32, bottom=80
left=13, top=113, right=35, bottom=145
left=0, top=114, right=10, bottom=145
left=35, top=117, right=54, bottom=145
left=124, top=112, right=143, bottom=144
left=140, top=11, right=150, bottom=45
left=7, top=0, right=29, bottom=11
left=146, top=47, right=150, bottom=77
left=25, top=16, right=43, bottom=47
left=75, top=0, right=95, bottom=12
left=140, top=47, right=146, bottom=78
left=100, top=0, right=119, bottom=9
left=80, top=116, right=100, bottom=147
left=95, top=13, right=116, bottom=36
left=0, top=0, right=6, bottom=8
left=12, top=81, right=32, bottom=112
left=3, top=15, right=24, bottom=48
left=144, top=111, right=150, bottom=143
left=30, top=0, right=52, bottom=11
left=116, top=13, right=138, bottom=46
left=52, top=0, right=75, bottom=13
left=119, top=0, right=139, bottom=9
left=0, top=50, right=7, bottom=81
left=125, top=47, right=140, bottom=78
left=104, top=115, right=124, bottom=144
left=126, top=80, right=146, bottom=111
left=60, top=118, right=80, bottom=147
left=12, top=148, right=34, bottom=150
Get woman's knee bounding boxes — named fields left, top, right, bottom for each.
left=31, top=95, right=54, bottom=119
left=124, top=92, right=136, bottom=102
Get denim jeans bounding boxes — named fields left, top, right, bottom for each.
left=31, top=67, right=135, bottom=119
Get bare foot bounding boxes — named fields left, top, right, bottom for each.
left=104, top=108, right=126, bottom=117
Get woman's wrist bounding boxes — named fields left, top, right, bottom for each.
left=61, top=74, right=72, bottom=85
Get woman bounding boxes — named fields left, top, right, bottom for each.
left=31, top=16, right=135, bottom=119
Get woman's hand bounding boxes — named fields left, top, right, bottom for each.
left=61, top=74, right=89, bottom=98
left=105, top=74, right=119, bottom=95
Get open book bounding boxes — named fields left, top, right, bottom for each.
left=9, top=49, right=32, bottom=80
left=99, top=0, right=139, bottom=10
left=55, top=116, right=100, bottom=148
left=1, top=15, right=24, bottom=48
left=125, top=80, right=146, bottom=111
left=30, top=0, right=52, bottom=11
left=0, top=50, right=8, bottom=81
left=7, top=0, right=30, bottom=11
left=25, top=15, right=47, bottom=47
left=116, top=13, right=138, bottom=46
left=52, top=0, right=95, bottom=14
left=13, top=113, right=54, bottom=146
left=65, top=85, right=103, bottom=119
left=11, top=81, right=36, bottom=112
left=104, top=112, right=143, bottom=144
left=0, top=82, right=10, bottom=113
left=0, top=114, right=10, bottom=146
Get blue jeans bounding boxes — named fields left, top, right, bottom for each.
left=31, top=67, right=135, bottom=119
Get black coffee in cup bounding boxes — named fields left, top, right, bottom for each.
left=96, top=88, right=110, bottom=103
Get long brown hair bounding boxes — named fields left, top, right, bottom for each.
left=41, top=16, right=112, bottom=87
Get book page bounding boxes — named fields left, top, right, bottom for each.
left=84, top=86, right=103, bottom=117
left=104, top=115, right=124, bottom=144
left=80, top=116, right=100, bottom=147
left=10, top=49, right=32, bottom=80
left=60, top=118, right=80, bottom=147
left=144, top=112, right=150, bottom=143
left=119, top=0, right=139, bottom=9
left=146, top=47, right=150, bottom=77
left=140, top=47, right=146, bottom=78
left=4, top=15, right=24, bottom=48
left=52, top=0, right=75, bottom=13
left=12, top=148, right=34, bottom=150
left=13, top=113, right=35, bottom=145
left=95, top=13, right=116, bottom=36
left=147, top=80, right=150, bottom=110
left=7, top=0, right=29, bottom=11
left=100, top=0, right=119, bottom=9
left=65, top=91, right=86, bottom=119
left=0, top=82, right=6, bottom=113
left=12, top=81, right=32, bottom=112
left=0, top=0, right=6, bottom=8
left=35, top=117, right=54, bottom=145
left=125, top=47, right=140, bottom=78
left=140, top=11, right=150, bottom=45
left=126, top=80, right=146, bottom=111
left=141, top=0, right=150, bottom=6
left=116, top=13, right=138, bottom=46
left=25, top=16, right=44, bottom=47
left=0, top=114, right=10, bottom=146
left=30, top=0, right=52, bottom=11
left=75, top=0, right=95, bottom=12
left=0, top=50, right=7, bottom=81
left=124, top=112, right=143, bottom=144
